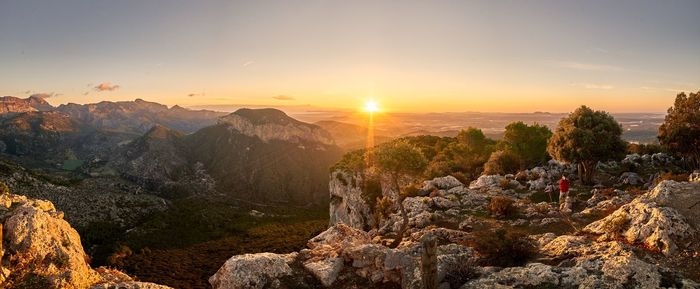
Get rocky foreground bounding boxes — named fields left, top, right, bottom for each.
left=0, top=193, right=172, bottom=289
left=209, top=158, right=700, bottom=289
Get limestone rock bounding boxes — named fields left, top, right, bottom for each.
left=468, top=175, right=504, bottom=190
left=423, top=176, right=463, bottom=191
left=583, top=181, right=699, bottom=255
left=303, top=257, right=343, bottom=287
left=209, top=252, right=297, bottom=289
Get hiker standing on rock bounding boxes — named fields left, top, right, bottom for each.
left=558, top=175, right=571, bottom=212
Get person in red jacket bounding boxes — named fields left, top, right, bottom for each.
left=558, top=175, right=571, bottom=211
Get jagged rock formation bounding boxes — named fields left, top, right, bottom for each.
left=0, top=193, right=171, bottom=289
left=218, top=108, right=335, bottom=145
left=584, top=180, right=699, bottom=255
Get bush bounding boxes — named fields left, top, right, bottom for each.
left=654, top=172, right=690, bottom=184
left=0, top=182, right=8, bottom=194
left=627, top=143, right=663, bottom=155
left=443, top=255, right=478, bottom=288
left=483, top=150, right=521, bottom=175
left=499, top=178, right=513, bottom=190
left=473, top=229, right=536, bottom=267
left=488, top=196, right=517, bottom=218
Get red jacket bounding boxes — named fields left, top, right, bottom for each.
left=559, top=178, right=570, bottom=192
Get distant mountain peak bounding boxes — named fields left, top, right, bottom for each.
left=230, top=108, right=302, bottom=126
left=143, top=124, right=184, bottom=140
left=219, top=108, right=335, bottom=145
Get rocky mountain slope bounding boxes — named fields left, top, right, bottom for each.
left=0, top=95, right=53, bottom=115
left=0, top=192, right=171, bottom=289
left=208, top=155, right=700, bottom=289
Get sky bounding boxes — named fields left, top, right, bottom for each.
left=1, top=0, right=699, bottom=113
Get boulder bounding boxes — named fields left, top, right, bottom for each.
left=583, top=181, right=699, bottom=255
left=303, top=257, right=344, bottom=287
left=468, top=175, right=504, bottom=190
left=209, top=252, right=297, bottom=289
left=690, top=171, right=700, bottom=183
left=423, top=176, right=463, bottom=191
left=618, top=172, right=642, bottom=185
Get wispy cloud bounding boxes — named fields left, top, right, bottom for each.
left=570, top=83, right=614, bottom=90
left=187, top=92, right=205, bottom=97
left=29, top=92, right=60, bottom=98
left=94, top=82, right=120, bottom=92
left=272, top=95, right=294, bottom=101
left=555, top=61, right=622, bottom=71
left=242, top=61, right=254, bottom=67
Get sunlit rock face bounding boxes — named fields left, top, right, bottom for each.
left=0, top=193, right=172, bottom=289
left=584, top=180, right=700, bottom=255
left=218, top=108, right=335, bottom=146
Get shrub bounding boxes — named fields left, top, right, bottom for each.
left=499, top=178, right=513, bottom=190
left=0, top=182, right=8, bottom=195
left=443, top=255, right=478, bottom=288
left=483, top=150, right=521, bottom=175
left=655, top=172, right=690, bottom=184
left=627, top=143, right=663, bottom=155
left=375, top=196, right=393, bottom=219
left=488, top=196, right=517, bottom=218
left=473, top=229, right=536, bottom=267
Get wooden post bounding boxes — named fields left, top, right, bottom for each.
left=421, top=233, right=438, bottom=289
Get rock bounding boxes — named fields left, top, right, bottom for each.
left=0, top=194, right=171, bottom=289
left=423, top=176, right=463, bottom=191
left=91, top=282, right=173, bottom=289
left=209, top=252, right=297, bottom=289
left=328, top=171, right=375, bottom=230
left=526, top=177, right=547, bottom=191
left=248, top=209, right=264, bottom=218
left=468, top=175, right=504, bottom=190
left=583, top=181, right=699, bottom=255
left=2, top=198, right=101, bottom=288
left=303, top=257, right=344, bottom=287
left=432, top=196, right=459, bottom=210
left=690, top=171, right=700, bottom=183
left=618, top=172, right=642, bottom=185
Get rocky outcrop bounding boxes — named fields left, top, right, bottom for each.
left=329, top=171, right=375, bottom=230
left=218, top=108, right=334, bottom=145
left=584, top=181, right=699, bottom=255
left=0, top=193, right=171, bottom=289
left=209, top=253, right=297, bottom=289
left=0, top=96, right=52, bottom=115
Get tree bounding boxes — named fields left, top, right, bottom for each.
left=501, top=122, right=552, bottom=168
left=434, top=128, right=495, bottom=180
left=547, top=106, right=626, bottom=185
left=483, top=150, right=521, bottom=175
left=658, top=91, right=700, bottom=169
left=373, top=140, right=428, bottom=248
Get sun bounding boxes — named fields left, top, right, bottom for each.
left=364, top=100, right=380, bottom=113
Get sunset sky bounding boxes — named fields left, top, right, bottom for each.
left=1, top=0, right=698, bottom=113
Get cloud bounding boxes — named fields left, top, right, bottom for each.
left=272, top=95, right=294, bottom=101
left=555, top=61, right=622, bottom=71
left=94, top=82, right=120, bottom=92
left=187, top=92, right=205, bottom=97
left=29, top=92, right=60, bottom=98
left=570, top=83, right=614, bottom=90
left=242, top=61, right=254, bottom=67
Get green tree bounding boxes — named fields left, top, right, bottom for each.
left=547, top=106, right=626, bottom=185
left=483, top=150, right=521, bottom=175
left=432, top=128, right=495, bottom=180
left=658, top=91, right=700, bottom=169
left=501, top=122, right=552, bottom=168
left=373, top=140, right=428, bottom=248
